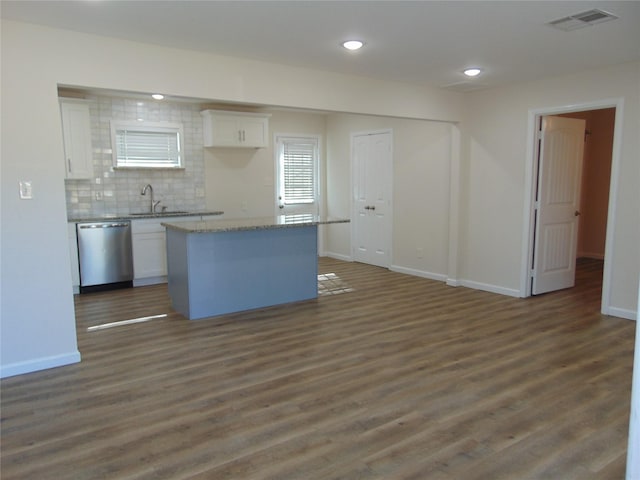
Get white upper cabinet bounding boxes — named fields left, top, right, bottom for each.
left=201, top=110, right=270, bottom=148
left=60, top=99, right=93, bottom=179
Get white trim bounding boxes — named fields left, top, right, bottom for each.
left=603, top=306, right=637, bottom=321
left=577, top=252, right=605, bottom=260
left=1, top=351, right=81, bottom=378
left=323, top=252, right=352, bottom=262
left=391, top=265, right=447, bottom=282
left=460, top=280, right=521, bottom=298
left=133, top=276, right=167, bottom=287
left=521, top=98, right=624, bottom=318
left=274, top=132, right=324, bottom=253
left=446, top=279, right=461, bottom=287
left=447, top=124, right=461, bottom=285
left=625, top=278, right=640, bottom=479
left=601, top=102, right=624, bottom=316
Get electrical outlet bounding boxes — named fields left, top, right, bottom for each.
left=417, top=247, right=424, bottom=259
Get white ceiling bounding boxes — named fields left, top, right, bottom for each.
left=2, top=1, right=639, bottom=92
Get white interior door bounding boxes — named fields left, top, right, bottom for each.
left=532, top=116, right=586, bottom=295
left=352, top=132, right=392, bottom=267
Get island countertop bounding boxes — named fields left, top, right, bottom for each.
left=161, top=215, right=350, bottom=233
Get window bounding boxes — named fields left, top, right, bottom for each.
left=276, top=135, right=320, bottom=214
left=111, top=121, right=183, bottom=169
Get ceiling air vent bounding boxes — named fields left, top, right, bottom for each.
left=548, top=9, right=618, bottom=31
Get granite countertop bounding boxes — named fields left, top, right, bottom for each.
left=68, top=211, right=224, bottom=223
left=162, top=215, right=350, bottom=233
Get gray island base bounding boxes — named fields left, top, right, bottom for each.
left=162, top=215, right=349, bottom=320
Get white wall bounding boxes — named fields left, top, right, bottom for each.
left=324, top=113, right=453, bottom=280
left=462, top=61, right=639, bottom=315
left=2, top=19, right=636, bottom=379
left=204, top=109, right=328, bottom=218
left=0, top=29, right=81, bottom=376
left=0, top=20, right=463, bottom=377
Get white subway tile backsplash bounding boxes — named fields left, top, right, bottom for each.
left=65, top=94, right=206, bottom=217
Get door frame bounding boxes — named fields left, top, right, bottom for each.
left=350, top=129, right=393, bottom=267
left=520, top=97, right=624, bottom=316
left=273, top=132, right=325, bottom=254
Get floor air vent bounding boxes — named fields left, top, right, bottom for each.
left=548, top=9, right=618, bottom=31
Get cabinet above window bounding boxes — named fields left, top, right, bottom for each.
left=201, top=110, right=270, bottom=148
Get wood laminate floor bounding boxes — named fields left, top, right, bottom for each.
left=1, top=258, right=635, bottom=479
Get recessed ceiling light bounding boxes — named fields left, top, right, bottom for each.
left=151, top=94, right=164, bottom=100
left=342, top=40, right=364, bottom=51
left=463, top=68, right=482, bottom=77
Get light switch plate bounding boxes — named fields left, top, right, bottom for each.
left=19, top=181, right=33, bottom=199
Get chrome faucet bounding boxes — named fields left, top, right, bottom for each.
left=141, top=184, right=161, bottom=213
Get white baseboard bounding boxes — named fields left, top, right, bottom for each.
left=322, top=252, right=352, bottom=262
left=446, top=278, right=460, bottom=287
left=390, top=265, right=447, bottom=282
left=578, top=252, right=605, bottom=260
left=133, top=276, right=167, bottom=287
left=1, top=350, right=81, bottom=379
left=603, top=306, right=637, bottom=321
left=459, top=279, right=521, bottom=298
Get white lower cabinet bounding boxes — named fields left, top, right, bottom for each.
left=132, top=219, right=171, bottom=285
left=132, top=216, right=208, bottom=285
left=69, top=215, right=223, bottom=290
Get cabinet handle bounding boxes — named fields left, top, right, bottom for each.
left=68, top=158, right=72, bottom=172
left=242, top=130, right=246, bottom=142
left=238, top=130, right=242, bottom=142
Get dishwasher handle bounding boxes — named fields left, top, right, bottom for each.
left=78, top=223, right=130, bottom=229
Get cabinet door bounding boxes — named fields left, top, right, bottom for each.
left=133, top=233, right=167, bottom=279
left=132, top=220, right=167, bottom=280
left=201, top=110, right=270, bottom=148
left=132, top=217, right=194, bottom=282
left=60, top=100, right=93, bottom=179
left=209, top=115, right=241, bottom=147
left=241, top=116, right=269, bottom=147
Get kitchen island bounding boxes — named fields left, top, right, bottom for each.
left=162, top=215, right=349, bottom=320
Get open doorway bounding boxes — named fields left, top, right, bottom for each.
left=523, top=100, right=621, bottom=315
left=556, top=108, right=615, bottom=292
left=556, top=108, right=615, bottom=265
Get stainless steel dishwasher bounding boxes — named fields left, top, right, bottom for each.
left=77, top=221, right=133, bottom=293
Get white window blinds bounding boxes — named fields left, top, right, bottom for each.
left=111, top=121, right=183, bottom=168
left=280, top=138, right=317, bottom=204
